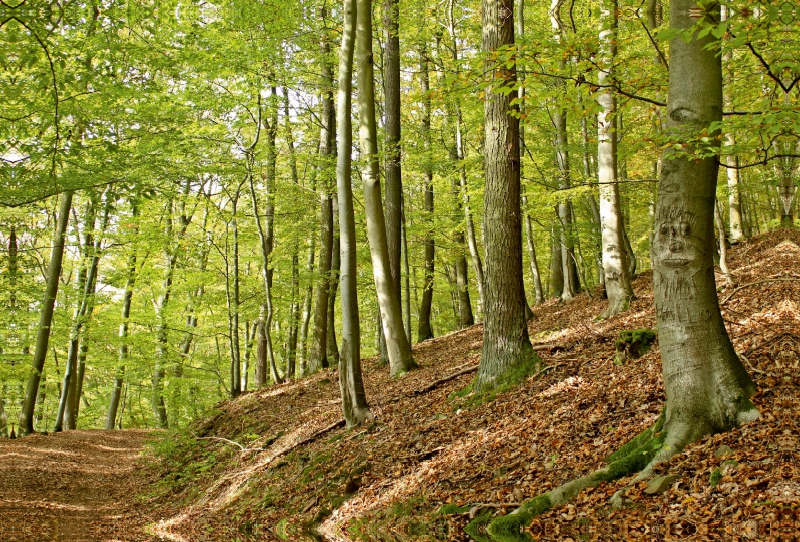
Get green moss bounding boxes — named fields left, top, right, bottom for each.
left=465, top=510, right=496, bottom=542
left=452, top=350, right=541, bottom=408
left=597, top=430, right=667, bottom=483
left=614, top=329, right=657, bottom=364
left=709, top=468, right=722, bottom=487
left=485, top=494, right=551, bottom=542
left=607, top=408, right=665, bottom=463
left=437, top=503, right=470, bottom=515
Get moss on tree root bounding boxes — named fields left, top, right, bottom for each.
left=486, top=413, right=668, bottom=542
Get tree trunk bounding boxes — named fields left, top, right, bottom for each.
left=417, top=42, right=435, bottom=342
left=650, top=0, right=757, bottom=464
left=522, top=197, right=545, bottom=304
left=549, top=223, right=563, bottom=299
left=327, top=193, right=341, bottom=367
left=298, top=236, right=315, bottom=375
left=474, top=0, right=536, bottom=393
left=383, top=0, right=404, bottom=330
left=20, top=190, right=73, bottom=435
left=597, top=0, right=634, bottom=318
left=356, top=0, right=415, bottom=377
left=308, top=18, right=337, bottom=375
left=550, top=0, right=579, bottom=301
left=285, top=90, right=302, bottom=379
left=107, top=199, right=139, bottom=430
left=337, top=0, right=372, bottom=426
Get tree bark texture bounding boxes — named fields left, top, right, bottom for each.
left=338, top=0, right=372, bottom=427
left=597, top=0, right=634, bottom=318
left=474, top=0, right=535, bottom=392
left=20, top=190, right=73, bottom=435
left=652, top=0, right=757, bottom=456
left=356, top=0, right=415, bottom=377
left=417, top=43, right=435, bottom=342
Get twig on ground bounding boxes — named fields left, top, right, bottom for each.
left=412, top=364, right=479, bottom=395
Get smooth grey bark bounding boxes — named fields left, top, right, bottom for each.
left=549, top=223, right=563, bottom=298
left=597, top=0, right=634, bottom=318
left=720, top=6, right=744, bottom=243
left=106, top=201, right=138, bottom=430
left=298, top=236, right=315, bottom=375
left=649, top=0, right=757, bottom=470
left=356, top=0, right=415, bottom=377
left=417, top=42, right=435, bottom=342
left=550, top=0, right=579, bottom=301
left=337, top=0, right=372, bottom=426
left=285, top=91, right=302, bottom=379
left=20, top=190, right=73, bottom=435
left=224, top=186, right=243, bottom=398
left=522, top=196, right=545, bottom=304
left=401, top=195, right=412, bottom=342
left=308, top=18, right=337, bottom=375
left=474, top=0, right=535, bottom=392
left=516, top=1, right=544, bottom=307
left=250, top=88, right=283, bottom=386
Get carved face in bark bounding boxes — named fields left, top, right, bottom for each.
left=654, top=207, right=706, bottom=303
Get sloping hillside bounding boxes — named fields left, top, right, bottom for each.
left=145, top=230, right=799, bottom=541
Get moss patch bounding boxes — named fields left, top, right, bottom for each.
left=709, top=468, right=722, bottom=487
left=464, top=509, right=495, bottom=542
left=452, top=350, right=541, bottom=408
left=614, top=329, right=657, bottom=365
left=437, top=503, right=470, bottom=515
left=486, top=494, right=551, bottom=542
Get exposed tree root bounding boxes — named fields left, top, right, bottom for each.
left=412, top=364, right=479, bottom=395
left=485, top=410, right=669, bottom=542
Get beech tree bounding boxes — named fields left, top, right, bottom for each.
left=473, top=0, right=536, bottom=393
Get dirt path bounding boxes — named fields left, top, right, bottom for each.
left=0, top=430, right=166, bottom=542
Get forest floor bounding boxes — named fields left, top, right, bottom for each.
left=0, top=430, right=167, bottom=541
left=2, top=229, right=797, bottom=541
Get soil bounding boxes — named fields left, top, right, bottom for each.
left=0, top=430, right=167, bottom=541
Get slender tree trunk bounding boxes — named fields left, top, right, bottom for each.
left=401, top=194, right=412, bottom=342
left=338, top=0, right=371, bottom=426
left=417, top=43, right=435, bottom=342
left=649, top=0, right=757, bottom=465
left=356, top=0, right=415, bottom=377
left=550, top=0, right=579, bottom=301
left=298, top=237, right=315, bottom=375
left=474, top=0, right=536, bottom=392
left=549, top=223, right=563, bottom=298
left=523, top=197, right=545, bottom=304
left=327, top=193, right=341, bottom=367
left=598, top=0, right=634, bottom=318
left=285, top=91, right=302, bottom=379
left=720, top=5, right=744, bottom=242
left=20, top=190, right=73, bottom=435
left=107, top=201, right=138, bottom=429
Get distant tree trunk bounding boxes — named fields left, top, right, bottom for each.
left=649, top=0, right=757, bottom=465
left=522, top=197, right=545, bottom=304
left=550, top=0, right=579, bottom=301
left=298, top=237, right=315, bottom=375
left=549, top=223, right=563, bottom=298
left=327, top=193, right=341, bottom=367
left=285, top=91, right=302, bottom=380
left=597, top=0, right=634, bottom=318
left=417, top=43, right=435, bottom=342
left=720, top=5, right=744, bottom=243
left=308, top=15, right=337, bottom=375
left=107, top=199, right=139, bottom=430
left=338, top=0, right=372, bottom=426
left=250, top=88, right=283, bottom=386
left=401, top=195, right=412, bottom=342
left=474, top=0, right=536, bottom=393
left=20, top=190, right=73, bottom=435
left=356, top=0, right=415, bottom=377
left=225, top=187, right=243, bottom=398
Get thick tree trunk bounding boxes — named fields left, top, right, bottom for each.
left=650, top=0, right=757, bottom=463
left=474, top=0, right=536, bottom=393
left=337, top=0, right=372, bottom=426
left=356, top=0, right=415, bottom=377
left=383, top=0, right=403, bottom=328
left=417, top=43, right=435, bottom=342
left=597, top=0, right=634, bottom=318
left=20, top=190, right=73, bottom=435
